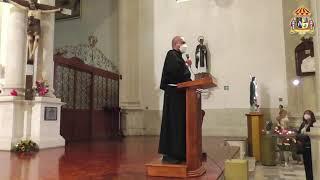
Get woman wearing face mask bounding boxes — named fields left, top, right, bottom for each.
left=296, top=110, right=316, bottom=180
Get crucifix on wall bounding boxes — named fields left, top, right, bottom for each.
left=1, top=0, right=71, bottom=100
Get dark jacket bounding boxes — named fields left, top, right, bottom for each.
left=297, top=121, right=313, bottom=148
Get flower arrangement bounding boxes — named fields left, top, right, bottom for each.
left=274, top=126, right=296, bottom=136
left=34, top=80, right=49, bottom=96
left=273, top=126, right=297, bottom=152
left=12, top=140, right=39, bottom=153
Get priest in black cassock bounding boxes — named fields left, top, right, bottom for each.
left=159, top=36, right=192, bottom=164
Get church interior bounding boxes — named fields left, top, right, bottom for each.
left=0, top=0, right=319, bottom=179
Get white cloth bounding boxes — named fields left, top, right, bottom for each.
left=301, top=56, right=315, bottom=73
left=301, top=126, right=307, bottom=134
left=195, top=52, right=207, bottom=73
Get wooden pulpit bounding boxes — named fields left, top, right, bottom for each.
left=146, top=76, right=217, bottom=178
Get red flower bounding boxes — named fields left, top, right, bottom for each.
left=10, top=89, right=18, bottom=96
left=35, top=81, right=49, bottom=96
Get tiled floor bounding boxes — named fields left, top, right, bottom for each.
left=251, top=164, right=306, bottom=180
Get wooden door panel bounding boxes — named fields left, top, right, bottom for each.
left=54, top=56, right=120, bottom=142
left=72, top=111, right=91, bottom=141
left=60, top=110, right=73, bottom=141
left=92, top=110, right=110, bottom=139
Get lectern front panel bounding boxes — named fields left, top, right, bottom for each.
left=186, top=89, right=202, bottom=171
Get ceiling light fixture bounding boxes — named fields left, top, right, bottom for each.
left=176, top=0, right=191, bottom=3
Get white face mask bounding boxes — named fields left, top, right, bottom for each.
left=179, top=44, right=188, bottom=54
left=304, top=114, right=311, bottom=120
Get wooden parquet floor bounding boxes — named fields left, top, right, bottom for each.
left=0, top=136, right=239, bottom=180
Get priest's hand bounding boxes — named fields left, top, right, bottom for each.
left=186, top=59, right=192, bottom=67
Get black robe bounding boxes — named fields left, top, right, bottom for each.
left=250, top=81, right=255, bottom=106
left=158, top=49, right=191, bottom=160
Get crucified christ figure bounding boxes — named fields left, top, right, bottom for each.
left=3, top=0, right=71, bottom=61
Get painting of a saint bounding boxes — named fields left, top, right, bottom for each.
left=55, top=0, right=80, bottom=20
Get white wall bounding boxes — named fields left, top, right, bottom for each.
left=142, top=0, right=288, bottom=111
left=0, top=3, right=3, bottom=85
left=54, top=0, right=118, bottom=66
left=54, top=0, right=289, bottom=136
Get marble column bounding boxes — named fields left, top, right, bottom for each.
left=309, top=1, right=320, bottom=179
left=0, top=3, right=27, bottom=96
left=0, top=2, right=27, bottom=150
left=308, top=125, right=320, bottom=180
left=37, top=0, right=56, bottom=97
left=311, top=0, right=320, bottom=112
left=118, top=0, right=147, bottom=135
left=118, top=0, right=141, bottom=109
left=31, top=0, right=65, bottom=148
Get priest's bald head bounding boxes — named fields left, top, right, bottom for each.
left=172, top=36, right=188, bottom=54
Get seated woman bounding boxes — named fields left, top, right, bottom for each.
left=296, top=110, right=316, bottom=180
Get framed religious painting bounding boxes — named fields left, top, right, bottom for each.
left=55, top=0, right=81, bottom=20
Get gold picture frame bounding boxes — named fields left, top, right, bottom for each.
left=55, top=0, right=81, bottom=21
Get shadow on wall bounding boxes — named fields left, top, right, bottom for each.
left=259, top=83, right=272, bottom=122
left=206, top=42, right=212, bottom=75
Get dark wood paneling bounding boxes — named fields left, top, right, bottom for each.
left=61, top=110, right=91, bottom=141
left=92, top=110, right=111, bottom=139
left=54, top=55, right=121, bottom=142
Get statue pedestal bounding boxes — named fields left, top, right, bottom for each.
left=0, top=96, right=25, bottom=150
left=308, top=126, right=320, bottom=180
left=31, top=97, right=65, bottom=149
left=245, top=112, right=264, bottom=161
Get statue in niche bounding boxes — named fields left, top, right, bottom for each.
left=195, top=36, right=209, bottom=79
left=250, top=76, right=259, bottom=112
left=2, top=0, right=71, bottom=61
left=295, top=37, right=315, bottom=76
